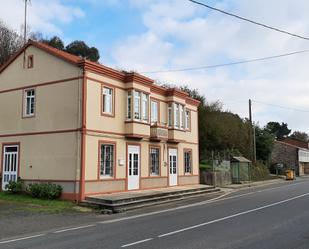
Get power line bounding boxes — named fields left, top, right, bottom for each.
left=188, top=0, right=309, bottom=41
left=252, top=100, right=309, bottom=113
left=142, top=49, right=309, bottom=74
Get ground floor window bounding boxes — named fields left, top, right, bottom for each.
left=100, top=144, right=114, bottom=177
left=150, top=147, right=160, bottom=175
left=184, top=150, right=192, bottom=174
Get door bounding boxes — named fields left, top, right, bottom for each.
left=2, top=145, right=19, bottom=190
left=169, top=148, right=178, bottom=186
left=127, top=145, right=140, bottom=190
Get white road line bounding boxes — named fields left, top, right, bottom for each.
left=0, top=234, right=45, bottom=244
left=158, top=192, right=309, bottom=238
left=53, top=224, right=95, bottom=233
left=121, top=238, right=153, bottom=248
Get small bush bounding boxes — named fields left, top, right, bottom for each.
left=5, top=178, right=23, bottom=194
left=28, top=183, right=63, bottom=199
left=251, top=161, right=270, bottom=181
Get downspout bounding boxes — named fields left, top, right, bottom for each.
left=79, top=64, right=87, bottom=201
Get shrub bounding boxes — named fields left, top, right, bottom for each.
left=28, top=183, right=63, bottom=199
left=251, top=161, right=270, bottom=181
left=5, top=178, right=23, bottom=194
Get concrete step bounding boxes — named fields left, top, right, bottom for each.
left=82, top=186, right=221, bottom=213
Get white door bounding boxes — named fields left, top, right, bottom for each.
left=128, top=145, right=140, bottom=190
left=2, top=145, right=19, bottom=190
left=169, top=148, right=178, bottom=186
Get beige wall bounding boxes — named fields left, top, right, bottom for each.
left=83, top=131, right=199, bottom=195
left=83, top=70, right=199, bottom=195
left=0, top=46, right=81, bottom=90
left=0, top=45, right=82, bottom=197
left=0, top=132, right=79, bottom=181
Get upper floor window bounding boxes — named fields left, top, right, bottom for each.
left=23, top=89, right=35, bottom=117
left=27, top=55, right=34, bottom=68
left=102, top=87, right=113, bottom=115
left=134, top=91, right=141, bottom=119
left=151, top=100, right=158, bottom=124
left=127, top=90, right=149, bottom=122
left=185, top=110, right=191, bottom=130
left=127, top=91, right=132, bottom=119
left=142, top=93, right=148, bottom=121
left=168, top=103, right=185, bottom=129
left=100, top=144, right=114, bottom=177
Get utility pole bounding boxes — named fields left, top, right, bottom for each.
left=248, top=99, right=257, bottom=162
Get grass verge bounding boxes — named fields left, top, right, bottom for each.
left=0, top=192, right=78, bottom=213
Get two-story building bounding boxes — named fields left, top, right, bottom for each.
left=0, top=40, right=200, bottom=201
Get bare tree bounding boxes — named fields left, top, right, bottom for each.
left=0, top=21, right=23, bottom=66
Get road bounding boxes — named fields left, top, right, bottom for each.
left=1, top=178, right=309, bottom=249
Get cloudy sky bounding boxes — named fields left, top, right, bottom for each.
left=2, top=0, right=309, bottom=133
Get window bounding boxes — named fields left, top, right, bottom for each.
left=134, top=91, right=141, bottom=119
left=102, top=87, right=113, bottom=114
left=185, top=110, right=190, bottom=129
left=100, top=144, right=114, bottom=177
left=150, top=147, right=160, bottom=175
left=151, top=101, right=158, bottom=123
left=127, top=91, right=132, bottom=119
left=168, top=103, right=185, bottom=128
left=142, top=93, right=148, bottom=121
left=27, top=55, right=33, bottom=68
left=179, top=105, right=184, bottom=129
left=24, top=89, right=35, bottom=117
left=127, top=90, right=149, bottom=121
left=168, top=104, right=173, bottom=127
left=184, top=150, right=192, bottom=174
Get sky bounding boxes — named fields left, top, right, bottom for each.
left=1, top=0, right=309, bottom=133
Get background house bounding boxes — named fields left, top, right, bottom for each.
left=271, top=138, right=309, bottom=176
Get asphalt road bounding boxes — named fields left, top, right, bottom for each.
left=1, top=178, right=309, bottom=249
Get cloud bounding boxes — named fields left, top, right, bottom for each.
left=0, top=0, right=84, bottom=35
left=111, top=0, right=309, bottom=133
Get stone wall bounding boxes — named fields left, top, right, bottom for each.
left=271, top=141, right=299, bottom=174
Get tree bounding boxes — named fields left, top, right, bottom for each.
left=290, top=131, right=309, bottom=142
left=0, top=21, right=23, bottom=65
left=40, top=36, right=64, bottom=50
left=65, top=40, right=100, bottom=62
left=265, top=122, right=291, bottom=139
left=181, top=86, right=251, bottom=161
left=255, top=125, right=275, bottom=162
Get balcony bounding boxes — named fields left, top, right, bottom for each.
left=125, top=120, right=150, bottom=139
left=150, top=123, right=168, bottom=141
left=168, top=128, right=186, bottom=143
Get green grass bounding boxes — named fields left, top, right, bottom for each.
left=0, top=192, right=78, bottom=213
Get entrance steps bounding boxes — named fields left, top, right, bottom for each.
left=82, top=184, right=221, bottom=213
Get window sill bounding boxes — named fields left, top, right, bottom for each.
left=22, top=114, right=35, bottom=119
left=101, top=112, right=114, bottom=117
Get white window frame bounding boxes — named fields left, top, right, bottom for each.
left=100, top=144, right=115, bottom=177
left=127, top=91, right=132, bottom=119
left=168, top=103, right=173, bottom=127
left=142, top=93, right=148, bottom=122
left=185, top=109, right=190, bottom=130
left=134, top=91, right=141, bottom=119
left=127, top=90, right=149, bottom=122
left=102, top=87, right=113, bottom=115
left=23, top=88, right=35, bottom=117
left=151, top=100, right=158, bottom=124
